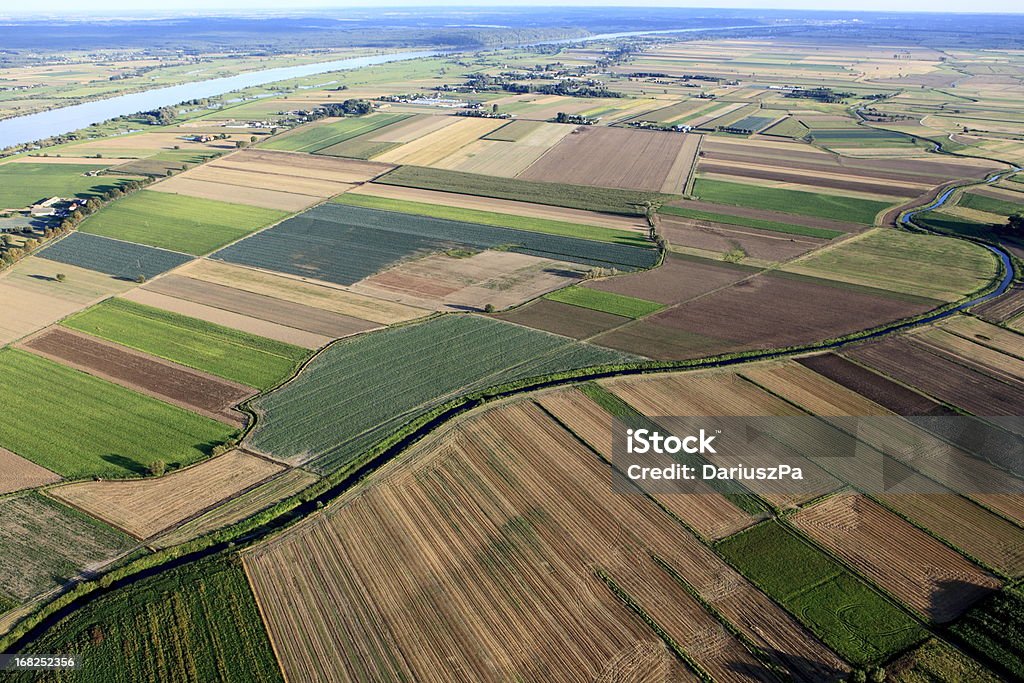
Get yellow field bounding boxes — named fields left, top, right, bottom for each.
left=375, top=117, right=507, bottom=166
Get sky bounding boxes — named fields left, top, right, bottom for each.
left=5, top=1, right=1023, bottom=14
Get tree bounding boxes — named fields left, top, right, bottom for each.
left=1002, top=213, right=1024, bottom=236
left=148, top=459, right=166, bottom=477
left=868, top=667, right=886, bottom=683
left=250, top=135, right=257, bottom=143
left=135, top=274, right=146, bottom=284
left=491, top=103, right=499, bottom=114
left=55, top=273, right=66, bottom=283
left=483, top=303, right=496, bottom=313
left=235, top=140, right=249, bottom=149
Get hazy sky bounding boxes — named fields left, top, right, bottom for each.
left=6, top=1, right=1023, bottom=14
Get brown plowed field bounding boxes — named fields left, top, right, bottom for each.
left=698, top=149, right=958, bottom=185
left=584, top=253, right=757, bottom=305
left=617, top=272, right=930, bottom=358
left=795, top=353, right=951, bottom=416
left=0, top=448, right=61, bottom=495
left=971, top=285, right=1024, bottom=323
left=143, top=275, right=380, bottom=339
left=659, top=216, right=828, bottom=263
left=497, top=299, right=631, bottom=340
left=518, top=127, right=694, bottom=193
left=148, top=176, right=319, bottom=212
left=49, top=450, right=284, bottom=539
left=21, top=326, right=255, bottom=426
left=697, top=161, right=919, bottom=198
left=845, top=336, right=1024, bottom=418
left=664, top=199, right=862, bottom=233
left=245, top=400, right=846, bottom=682
left=793, top=493, right=1001, bottom=623
left=180, top=165, right=351, bottom=198
left=351, top=250, right=584, bottom=312
left=590, top=321, right=734, bottom=360
left=536, top=389, right=759, bottom=539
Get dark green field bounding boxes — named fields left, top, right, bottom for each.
left=717, top=520, right=926, bottom=665
left=12, top=557, right=282, bottom=683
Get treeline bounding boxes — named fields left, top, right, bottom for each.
left=462, top=74, right=621, bottom=98
left=783, top=87, right=854, bottom=103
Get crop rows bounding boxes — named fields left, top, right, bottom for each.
left=247, top=315, right=638, bottom=473
left=38, top=232, right=194, bottom=280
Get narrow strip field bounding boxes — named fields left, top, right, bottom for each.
left=0, top=348, right=236, bottom=479
left=20, top=326, right=255, bottom=426
left=63, top=298, right=309, bottom=390
left=48, top=450, right=284, bottom=539
left=692, top=178, right=893, bottom=225
left=545, top=287, right=664, bottom=319
left=260, top=113, right=411, bottom=153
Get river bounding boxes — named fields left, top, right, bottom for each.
left=0, top=23, right=774, bottom=150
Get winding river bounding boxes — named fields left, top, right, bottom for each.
left=0, top=23, right=771, bottom=151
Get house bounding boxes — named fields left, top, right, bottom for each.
left=28, top=197, right=61, bottom=217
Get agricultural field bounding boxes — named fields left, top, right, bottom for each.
left=332, top=191, right=650, bottom=246
left=0, top=348, right=236, bottom=479
left=62, top=298, right=310, bottom=390
left=77, top=190, right=288, bottom=255
left=20, top=326, right=255, bottom=426
left=718, top=520, right=926, bottom=665
left=11, top=558, right=283, bottom=683
left=259, top=112, right=411, bottom=152
left=783, top=229, right=998, bottom=302
left=0, top=493, right=134, bottom=602
left=352, top=250, right=585, bottom=312
left=0, top=162, right=135, bottom=211
left=374, top=116, right=507, bottom=166
left=246, top=315, right=639, bottom=472
left=691, top=178, right=894, bottom=225
left=174, top=258, right=424, bottom=325
left=245, top=400, right=846, bottom=682
left=141, top=274, right=380, bottom=340
left=792, top=493, right=1001, bottom=623
left=951, top=587, right=1024, bottom=680
left=37, top=231, right=193, bottom=281
left=48, top=450, right=284, bottom=539
left=544, top=286, right=664, bottom=319
left=376, top=164, right=674, bottom=215
left=0, top=256, right=133, bottom=345
left=213, top=202, right=658, bottom=287
left=888, top=639, right=1002, bottom=683
left=0, top=448, right=60, bottom=496
left=517, top=126, right=698, bottom=193
left=151, top=469, right=319, bottom=549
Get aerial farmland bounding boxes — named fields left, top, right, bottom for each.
left=0, top=7, right=1023, bottom=682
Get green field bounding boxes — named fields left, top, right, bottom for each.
left=546, top=286, right=663, bottom=318
left=959, top=191, right=1022, bottom=218
left=0, top=493, right=134, bottom=601
left=316, top=138, right=401, bottom=159
left=12, top=557, right=282, bottom=683
left=761, top=116, right=811, bottom=139
left=951, top=587, right=1024, bottom=679
left=482, top=119, right=545, bottom=142
left=693, top=178, right=892, bottom=225
left=78, top=190, right=288, bottom=255
left=718, top=520, right=926, bottom=665
left=913, top=210, right=993, bottom=239
left=783, top=228, right=997, bottom=303
left=332, top=192, right=650, bottom=247
left=891, top=639, right=1002, bottom=683
left=376, top=165, right=675, bottom=216
left=248, top=315, right=638, bottom=473
left=0, top=349, right=235, bottom=479
left=659, top=203, right=844, bottom=239
left=0, top=163, right=135, bottom=211
left=62, top=298, right=309, bottom=390
left=261, top=112, right=411, bottom=153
